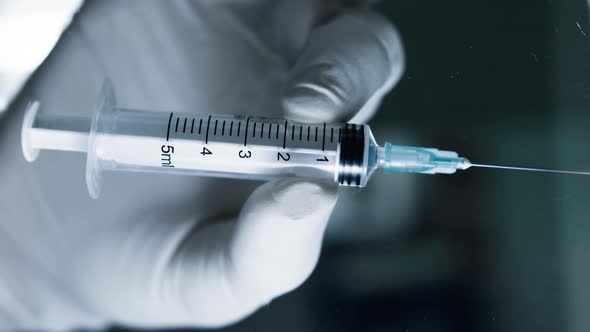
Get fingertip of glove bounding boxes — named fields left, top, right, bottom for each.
left=337, top=10, right=406, bottom=86
left=269, top=178, right=338, bottom=221
left=282, top=9, right=405, bottom=124
left=282, top=82, right=349, bottom=123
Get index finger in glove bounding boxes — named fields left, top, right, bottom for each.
left=283, top=10, right=405, bottom=124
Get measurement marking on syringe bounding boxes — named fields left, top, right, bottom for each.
left=166, top=112, right=173, bottom=141
left=167, top=115, right=338, bottom=150
left=244, top=118, right=250, bottom=146
left=282, top=120, right=288, bottom=149
left=205, top=116, right=212, bottom=144
left=322, top=123, right=326, bottom=151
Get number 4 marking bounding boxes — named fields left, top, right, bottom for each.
left=316, top=156, right=329, bottom=162
left=201, top=147, right=213, bottom=156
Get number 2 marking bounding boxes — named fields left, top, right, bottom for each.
left=316, top=156, right=329, bottom=162
left=277, top=152, right=291, bottom=161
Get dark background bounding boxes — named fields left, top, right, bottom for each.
left=112, top=1, right=590, bottom=331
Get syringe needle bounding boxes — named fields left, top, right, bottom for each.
left=469, top=163, right=590, bottom=176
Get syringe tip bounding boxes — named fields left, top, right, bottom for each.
left=457, top=158, right=472, bottom=170
left=379, top=143, right=472, bottom=175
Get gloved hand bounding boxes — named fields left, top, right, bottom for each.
left=0, top=0, right=404, bottom=330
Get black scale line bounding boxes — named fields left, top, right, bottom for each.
left=230, top=121, right=234, bottom=136
left=175, top=117, right=179, bottom=133
left=213, top=120, right=218, bottom=135
left=252, top=122, right=257, bottom=138
left=268, top=124, right=272, bottom=139
left=315, top=127, right=318, bottom=142
left=330, top=127, right=334, bottom=143
left=307, top=126, right=310, bottom=141
left=237, top=122, right=241, bottom=136
left=261, top=123, right=265, bottom=138
left=191, top=118, right=195, bottom=134
left=291, top=125, right=295, bottom=140
left=338, top=128, right=341, bottom=143
left=299, top=126, right=303, bottom=141
left=205, top=115, right=212, bottom=144
left=282, top=121, right=288, bottom=149
left=198, top=119, right=203, bottom=134
left=183, top=118, right=187, bottom=133
left=222, top=120, right=226, bottom=136
left=244, top=118, right=250, bottom=146
left=166, top=112, right=173, bottom=141
left=276, top=123, right=280, bottom=139
left=322, top=123, right=326, bottom=151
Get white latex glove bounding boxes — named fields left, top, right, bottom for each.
left=0, top=0, right=404, bottom=330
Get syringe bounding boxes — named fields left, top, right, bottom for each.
left=21, top=82, right=590, bottom=199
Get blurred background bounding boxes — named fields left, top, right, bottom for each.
left=109, top=1, right=588, bottom=331
left=4, top=0, right=590, bottom=331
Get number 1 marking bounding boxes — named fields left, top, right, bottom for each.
left=316, top=156, right=329, bottom=162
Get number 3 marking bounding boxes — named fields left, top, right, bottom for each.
left=239, top=150, right=252, bottom=159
